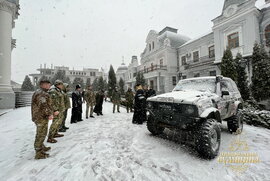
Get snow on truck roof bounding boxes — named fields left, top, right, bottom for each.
left=179, top=76, right=231, bottom=82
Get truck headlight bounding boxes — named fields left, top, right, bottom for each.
left=185, top=105, right=195, bottom=114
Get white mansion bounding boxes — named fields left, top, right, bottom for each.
left=116, top=0, right=270, bottom=94
left=30, top=64, right=108, bottom=87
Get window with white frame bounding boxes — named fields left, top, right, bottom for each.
left=209, top=46, right=215, bottom=58
left=228, top=32, right=239, bottom=49
left=160, top=59, right=163, bottom=66
left=193, top=51, right=199, bottom=62
left=181, top=56, right=186, bottom=65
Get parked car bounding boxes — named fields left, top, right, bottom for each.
left=146, top=75, right=243, bottom=159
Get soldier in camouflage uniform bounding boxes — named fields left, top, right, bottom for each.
left=84, top=85, right=96, bottom=118
left=59, top=83, right=71, bottom=132
left=47, top=80, right=65, bottom=143
left=112, top=87, right=121, bottom=113
left=31, top=79, right=54, bottom=159
left=125, top=88, right=134, bottom=113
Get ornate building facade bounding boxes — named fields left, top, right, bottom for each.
left=118, top=0, right=270, bottom=94
left=0, top=0, right=20, bottom=109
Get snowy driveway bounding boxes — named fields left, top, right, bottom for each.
left=0, top=102, right=269, bottom=181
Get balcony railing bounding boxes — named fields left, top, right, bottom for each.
left=138, top=65, right=167, bottom=74
left=182, top=56, right=215, bottom=70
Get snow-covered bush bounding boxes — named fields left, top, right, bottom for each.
left=242, top=106, right=270, bottom=129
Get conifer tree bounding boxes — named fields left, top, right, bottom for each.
left=92, top=78, right=98, bottom=91
left=21, top=75, right=35, bottom=91
left=251, top=43, right=270, bottom=101
left=103, top=79, right=108, bottom=91
left=98, top=76, right=104, bottom=91
left=135, top=72, right=146, bottom=86
left=108, top=65, right=117, bottom=97
left=118, top=78, right=125, bottom=95
left=221, top=48, right=237, bottom=81
left=234, top=53, right=250, bottom=101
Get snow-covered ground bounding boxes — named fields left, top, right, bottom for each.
left=0, top=102, right=270, bottom=181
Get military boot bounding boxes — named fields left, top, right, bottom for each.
left=47, top=138, right=57, bottom=143
left=42, top=145, right=51, bottom=152
left=35, top=151, right=49, bottom=159
left=54, top=133, right=64, bottom=138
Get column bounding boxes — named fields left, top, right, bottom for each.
left=0, top=0, right=19, bottom=109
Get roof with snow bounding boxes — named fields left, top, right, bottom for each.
left=158, top=30, right=190, bottom=48
left=179, top=31, right=213, bottom=48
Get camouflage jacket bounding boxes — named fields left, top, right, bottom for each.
left=112, top=90, right=121, bottom=103
left=49, top=86, right=65, bottom=113
left=64, top=93, right=71, bottom=110
left=31, top=88, right=54, bottom=121
left=125, top=91, right=134, bottom=102
left=84, top=90, right=96, bottom=104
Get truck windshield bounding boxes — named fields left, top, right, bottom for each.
left=173, top=78, right=216, bottom=93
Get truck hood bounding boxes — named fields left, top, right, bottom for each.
left=147, top=90, right=218, bottom=105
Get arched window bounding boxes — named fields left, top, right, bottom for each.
left=149, top=44, right=151, bottom=51
left=265, top=24, right=270, bottom=47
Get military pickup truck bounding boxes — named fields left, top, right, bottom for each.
left=146, top=76, right=243, bottom=159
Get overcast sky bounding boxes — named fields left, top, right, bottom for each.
left=11, top=0, right=266, bottom=83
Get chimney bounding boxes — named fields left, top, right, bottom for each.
left=51, top=64, right=53, bottom=69
left=44, top=63, right=46, bottom=69
left=40, top=64, right=42, bottom=69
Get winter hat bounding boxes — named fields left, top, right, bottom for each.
left=39, top=79, right=51, bottom=85
left=54, top=79, right=63, bottom=86
left=76, top=84, right=81, bottom=89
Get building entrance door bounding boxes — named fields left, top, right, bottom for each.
left=150, top=80, right=154, bottom=89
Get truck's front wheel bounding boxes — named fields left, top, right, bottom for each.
left=227, top=110, right=243, bottom=134
left=147, top=115, right=164, bottom=135
left=196, top=119, right=221, bottom=159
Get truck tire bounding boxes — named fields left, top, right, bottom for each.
left=147, top=115, right=164, bottom=135
left=196, top=119, right=221, bottom=159
left=227, top=110, right=243, bottom=134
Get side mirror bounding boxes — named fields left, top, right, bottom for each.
left=221, top=90, right=229, bottom=97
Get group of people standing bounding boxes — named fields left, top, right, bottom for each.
left=31, top=79, right=71, bottom=159
left=31, top=78, right=156, bottom=160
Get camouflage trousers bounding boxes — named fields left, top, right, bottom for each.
left=48, top=113, right=63, bottom=138
left=126, top=101, right=133, bottom=113
left=86, top=103, right=94, bottom=117
left=34, top=119, right=49, bottom=151
left=60, top=109, right=68, bottom=129
left=113, top=102, right=120, bottom=113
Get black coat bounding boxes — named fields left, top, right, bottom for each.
left=132, top=89, right=146, bottom=124
left=94, top=92, right=104, bottom=113
left=71, top=90, right=83, bottom=122
left=72, top=91, right=82, bottom=111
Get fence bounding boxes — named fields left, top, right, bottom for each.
left=15, top=91, right=34, bottom=108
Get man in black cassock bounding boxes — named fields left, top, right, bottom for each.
left=94, top=89, right=105, bottom=116
left=71, top=84, right=83, bottom=123
left=132, top=84, right=147, bottom=124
